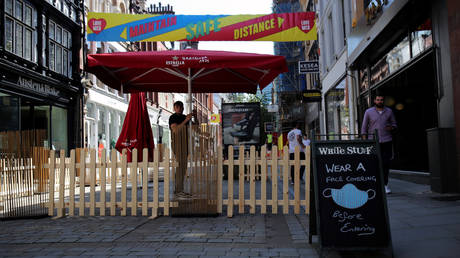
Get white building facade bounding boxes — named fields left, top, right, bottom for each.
left=83, top=0, right=174, bottom=152
left=316, top=0, right=357, bottom=137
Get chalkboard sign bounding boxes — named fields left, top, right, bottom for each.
left=312, top=140, right=392, bottom=251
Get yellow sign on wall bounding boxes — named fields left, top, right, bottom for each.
left=210, top=114, right=221, bottom=124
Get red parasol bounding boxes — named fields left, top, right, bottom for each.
left=86, top=49, right=287, bottom=94
left=115, top=92, right=154, bottom=162
left=89, top=49, right=287, bottom=162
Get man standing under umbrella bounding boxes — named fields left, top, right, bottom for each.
left=169, top=101, right=196, bottom=197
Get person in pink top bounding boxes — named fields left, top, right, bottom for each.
left=361, top=95, right=397, bottom=194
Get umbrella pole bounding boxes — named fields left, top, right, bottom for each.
left=187, top=68, right=193, bottom=191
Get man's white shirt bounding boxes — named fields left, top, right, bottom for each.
left=287, top=128, right=302, bottom=153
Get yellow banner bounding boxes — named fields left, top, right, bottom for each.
left=87, top=12, right=317, bottom=42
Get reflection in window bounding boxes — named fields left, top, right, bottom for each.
left=15, top=24, right=23, bottom=57
left=56, top=26, right=62, bottom=44
left=15, top=0, right=22, bottom=19
left=325, top=78, right=350, bottom=139
left=34, top=106, right=50, bottom=148
left=359, top=68, right=368, bottom=93
left=56, top=46, right=62, bottom=74
left=5, top=0, right=13, bottom=14
left=370, top=56, right=389, bottom=86
left=5, top=0, right=37, bottom=61
left=24, top=5, right=32, bottom=25
left=49, top=20, right=71, bottom=77
left=42, top=15, right=47, bottom=66
left=5, top=19, right=13, bottom=52
left=52, top=106, right=68, bottom=152
left=0, top=92, right=19, bottom=132
left=411, top=19, right=432, bottom=57
left=24, top=29, right=32, bottom=60
left=49, top=21, right=55, bottom=40
left=386, top=36, right=410, bottom=74
left=49, top=42, right=55, bottom=71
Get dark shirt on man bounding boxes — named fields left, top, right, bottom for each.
left=169, top=113, right=186, bottom=128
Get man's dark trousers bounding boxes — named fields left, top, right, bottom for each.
left=290, top=152, right=306, bottom=183
left=380, top=141, right=393, bottom=186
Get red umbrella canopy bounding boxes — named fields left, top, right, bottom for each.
left=86, top=49, right=288, bottom=94
left=115, top=92, right=155, bottom=162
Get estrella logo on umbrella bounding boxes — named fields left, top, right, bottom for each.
left=121, top=138, right=137, bottom=148
left=165, top=56, right=184, bottom=67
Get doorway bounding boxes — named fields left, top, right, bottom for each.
left=373, top=51, right=438, bottom=172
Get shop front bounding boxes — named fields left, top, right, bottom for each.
left=0, top=68, right=78, bottom=155
left=0, top=0, right=83, bottom=156
left=348, top=1, right=442, bottom=175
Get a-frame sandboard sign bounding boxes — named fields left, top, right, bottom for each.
left=310, top=133, right=393, bottom=257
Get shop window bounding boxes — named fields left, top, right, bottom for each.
left=325, top=78, right=350, bottom=139
left=34, top=105, right=50, bottom=148
left=48, top=20, right=72, bottom=77
left=370, top=56, right=390, bottom=86
left=411, top=18, right=432, bottom=57
left=52, top=106, right=67, bottom=152
left=0, top=92, right=19, bottom=132
left=4, top=0, right=37, bottom=62
left=98, top=110, right=106, bottom=149
left=358, top=68, right=369, bottom=93
left=386, top=35, right=410, bottom=74
left=42, top=15, right=46, bottom=66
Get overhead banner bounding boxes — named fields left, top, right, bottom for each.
left=87, top=12, right=316, bottom=42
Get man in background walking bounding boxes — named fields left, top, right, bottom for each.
left=288, top=123, right=305, bottom=185
left=361, top=94, right=397, bottom=194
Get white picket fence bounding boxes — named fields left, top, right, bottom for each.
left=46, top=145, right=311, bottom=218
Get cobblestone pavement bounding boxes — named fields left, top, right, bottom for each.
left=1, top=214, right=318, bottom=257
left=2, top=178, right=460, bottom=257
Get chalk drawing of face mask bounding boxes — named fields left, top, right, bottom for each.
left=322, top=183, right=376, bottom=209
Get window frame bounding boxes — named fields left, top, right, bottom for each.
left=48, top=19, right=72, bottom=77
left=4, top=0, right=37, bottom=62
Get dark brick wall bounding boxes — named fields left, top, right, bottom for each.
left=447, top=0, right=460, bottom=191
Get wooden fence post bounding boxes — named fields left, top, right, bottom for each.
left=238, top=145, right=244, bottom=214
left=142, top=148, right=148, bottom=216
left=69, top=150, right=76, bottom=216
left=57, top=150, right=66, bottom=218
left=89, top=149, right=96, bottom=216
left=294, top=147, right=300, bottom=214
left=250, top=146, right=256, bottom=214
left=271, top=147, right=278, bottom=214
left=131, top=149, right=138, bottom=216
left=151, top=147, right=159, bottom=219
left=121, top=149, right=127, bottom=216
left=261, top=145, right=267, bottom=214
left=110, top=149, right=117, bottom=216
left=227, top=145, right=234, bottom=218
left=283, top=146, right=289, bottom=214
left=48, top=150, right=55, bottom=216
left=100, top=149, right=107, bottom=216
left=217, top=146, right=223, bottom=214
left=163, top=148, right=170, bottom=216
